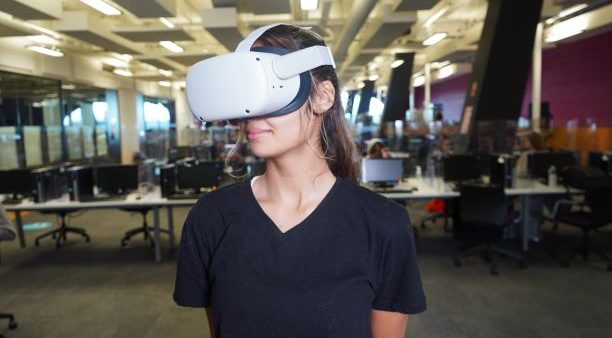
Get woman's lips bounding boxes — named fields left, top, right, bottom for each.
left=246, top=129, right=271, bottom=141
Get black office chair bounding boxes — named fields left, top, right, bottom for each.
left=119, top=207, right=169, bottom=247
left=552, top=185, right=612, bottom=270
left=35, top=209, right=91, bottom=249
left=453, top=184, right=525, bottom=275
left=1, top=209, right=18, bottom=337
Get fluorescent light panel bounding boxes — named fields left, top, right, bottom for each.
left=368, top=74, right=379, bottom=81
left=545, top=18, right=587, bottom=43
left=158, top=80, right=172, bottom=87
left=159, top=40, right=183, bottom=53
left=79, top=0, right=122, bottom=16
left=159, top=69, right=173, bottom=77
left=104, top=57, right=129, bottom=68
left=160, top=17, right=175, bottom=28
left=559, top=4, right=587, bottom=18
left=301, top=0, right=318, bottom=11
left=423, top=32, right=447, bottom=46
left=413, top=75, right=425, bottom=87
left=437, top=64, right=455, bottom=79
left=27, top=45, right=64, bottom=57
left=424, top=6, right=449, bottom=27
left=113, top=68, right=133, bottom=77
left=391, top=60, right=404, bottom=68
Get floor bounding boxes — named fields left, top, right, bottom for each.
left=1, top=202, right=611, bottom=338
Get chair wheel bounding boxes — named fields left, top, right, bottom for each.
left=85, top=237, right=91, bottom=243
left=8, top=320, right=17, bottom=330
left=453, top=258, right=462, bottom=267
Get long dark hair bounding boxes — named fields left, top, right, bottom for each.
left=252, top=24, right=360, bottom=183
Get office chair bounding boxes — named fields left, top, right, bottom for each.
left=420, top=199, right=450, bottom=232
left=0, top=209, right=18, bottom=337
left=119, top=207, right=169, bottom=247
left=35, top=209, right=91, bottom=249
left=453, top=184, right=525, bottom=275
left=552, top=185, right=612, bottom=270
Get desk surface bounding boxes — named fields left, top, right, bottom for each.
left=3, top=178, right=579, bottom=211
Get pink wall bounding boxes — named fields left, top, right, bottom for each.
left=413, top=29, right=612, bottom=127
left=414, top=74, right=470, bottom=122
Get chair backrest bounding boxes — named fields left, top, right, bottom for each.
left=0, top=207, right=16, bottom=242
left=459, top=184, right=508, bottom=227
left=586, top=185, right=612, bottom=226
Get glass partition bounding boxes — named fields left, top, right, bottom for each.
left=140, top=95, right=176, bottom=161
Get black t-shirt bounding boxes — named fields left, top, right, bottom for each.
left=174, top=177, right=426, bottom=338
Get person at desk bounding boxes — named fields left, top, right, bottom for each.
left=366, top=138, right=391, bottom=159
left=173, top=24, right=426, bottom=338
left=515, top=132, right=544, bottom=178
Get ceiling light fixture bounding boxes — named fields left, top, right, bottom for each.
left=368, top=74, right=380, bottom=81
left=423, top=32, right=448, bottom=46
left=301, top=0, right=319, bottom=11
left=27, top=35, right=59, bottom=45
left=159, top=40, right=184, bottom=53
left=159, top=69, right=173, bottom=77
left=26, top=45, right=64, bottom=58
left=391, top=59, right=404, bottom=68
left=104, top=57, right=129, bottom=68
left=158, top=80, right=172, bottom=87
left=545, top=18, right=587, bottom=43
left=424, top=6, right=449, bottom=27
left=437, top=64, right=456, bottom=79
left=559, top=4, right=587, bottom=18
left=113, top=68, right=133, bottom=77
left=160, top=17, right=175, bottom=29
left=79, top=0, right=122, bottom=16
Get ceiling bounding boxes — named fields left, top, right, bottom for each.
left=0, top=0, right=610, bottom=89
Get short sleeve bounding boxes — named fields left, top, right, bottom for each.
left=372, top=211, right=427, bottom=314
left=173, top=205, right=214, bottom=307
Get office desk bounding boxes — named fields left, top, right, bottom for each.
left=374, top=178, right=581, bottom=251
left=3, top=192, right=192, bottom=262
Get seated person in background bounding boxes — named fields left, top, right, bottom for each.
left=515, top=132, right=544, bottom=178
left=367, top=138, right=391, bottom=159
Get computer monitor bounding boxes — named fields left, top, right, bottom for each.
left=361, top=158, right=403, bottom=186
left=0, top=169, right=35, bottom=202
left=528, top=151, right=577, bottom=179
left=588, top=151, right=611, bottom=176
left=168, top=146, right=193, bottom=163
left=176, top=161, right=224, bottom=191
left=442, top=154, right=481, bottom=182
left=95, top=164, right=139, bottom=195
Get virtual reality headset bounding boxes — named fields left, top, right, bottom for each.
left=186, top=23, right=336, bottom=122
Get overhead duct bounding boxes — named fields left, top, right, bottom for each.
left=202, top=7, right=244, bottom=52
left=333, top=0, right=378, bottom=63
left=113, top=0, right=176, bottom=18
left=114, top=28, right=194, bottom=42
left=0, top=0, right=61, bottom=20
left=167, top=54, right=215, bottom=66
left=55, top=11, right=139, bottom=54
left=395, top=0, right=438, bottom=11
left=249, top=0, right=291, bottom=14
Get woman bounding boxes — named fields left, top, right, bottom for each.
left=174, top=24, right=426, bottom=338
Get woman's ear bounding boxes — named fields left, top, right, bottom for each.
left=311, top=80, right=335, bottom=115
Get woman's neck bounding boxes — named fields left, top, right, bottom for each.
left=258, top=145, right=335, bottom=203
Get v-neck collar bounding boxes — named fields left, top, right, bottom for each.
left=246, top=176, right=341, bottom=239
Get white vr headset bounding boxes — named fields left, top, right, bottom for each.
left=186, top=23, right=336, bottom=122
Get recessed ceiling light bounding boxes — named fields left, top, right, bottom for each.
left=26, top=45, right=64, bottom=58
left=559, top=4, right=587, bottom=18
left=113, top=68, right=133, bottom=77
left=391, top=60, right=404, bottom=68
left=158, top=69, right=173, bottom=77
left=160, top=17, right=175, bottom=29
left=424, top=6, right=449, bottom=28
left=300, top=0, right=318, bottom=11
left=159, top=40, right=184, bottom=53
left=423, top=32, right=448, bottom=46
left=158, top=80, right=172, bottom=87
left=79, top=0, right=122, bottom=16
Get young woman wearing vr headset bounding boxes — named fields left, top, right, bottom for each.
left=174, top=24, right=426, bottom=338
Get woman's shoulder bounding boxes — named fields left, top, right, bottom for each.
left=192, top=179, right=250, bottom=212
left=336, top=178, right=408, bottom=218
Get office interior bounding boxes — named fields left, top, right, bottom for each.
left=0, top=0, right=611, bottom=337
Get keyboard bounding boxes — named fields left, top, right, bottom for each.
left=167, top=193, right=202, bottom=200
left=1, top=198, right=23, bottom=205
left=81, top=195, right=126, bottom=202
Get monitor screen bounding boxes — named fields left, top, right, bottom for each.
left=588, top=151, right=611, bottom=176
left=361, top=158, right=403, bottom=184
left=442, top=154, right=481, bottom=182
left=95, top=164, right=139, bottom=195
left=528, top=152, right=577, bottom=179
left=176, top=161, right=224, bottom=191
left=168, top=146, right=193, bottom=163
left=0, top=169, right=34, bottom=196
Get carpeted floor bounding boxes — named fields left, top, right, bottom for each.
left=1, top=202, right=611, bottom=338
